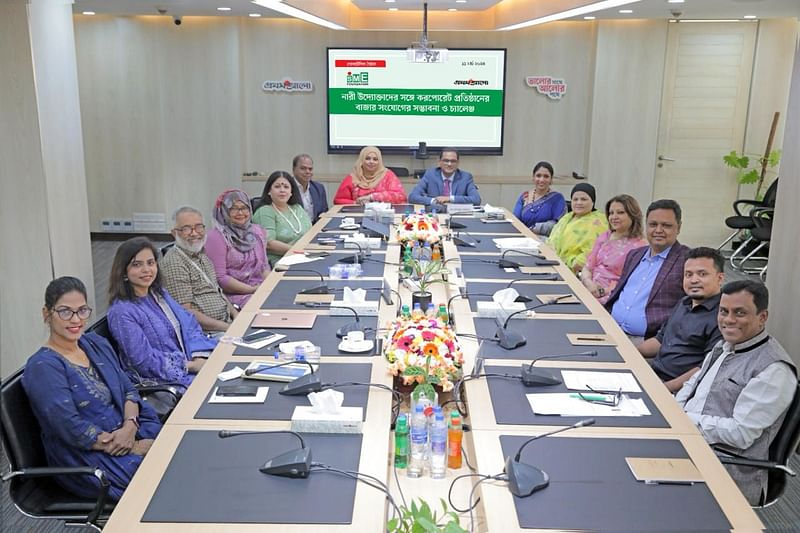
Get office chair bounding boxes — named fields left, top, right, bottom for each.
left=718, top=382, right=800, bottom=508
left=159, top=241, right=174, bottom=257
left=1, top=368, right=114, bottom=531
left=86, top=316, right=183, bottom=422
left=387, top=166, right=410, bottom=177
left=718, top=178, right=778, bottom=258
left=730, top=207, right=773, bottom=279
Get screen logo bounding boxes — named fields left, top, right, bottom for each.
left=262, top=78, right=313, bottom=92
left=346, top=71, right=370, bottom=86
left=454, top=79, right=489, bottom=86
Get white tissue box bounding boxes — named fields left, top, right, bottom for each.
left=447, top=203, right=474, bottom=215
left=329, top=300, right=379, bottom=316
left=343, top=237, right=381, bottom=250
left=290, top=406, right=363, bottom=434
left=476, top=301, right=527, bottom=319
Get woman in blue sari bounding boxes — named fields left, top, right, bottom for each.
left=23, top=277, right=161, bottom=501
left=512, top=161, right=566, bottom=236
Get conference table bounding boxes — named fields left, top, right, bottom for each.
left=102, top=205, right=762, bottom=531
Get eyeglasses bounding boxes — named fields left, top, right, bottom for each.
left=53, top=306, right=93, bottom=321
left=440, top=159, right=458, bottom=164
left=229, top=205, right=250, bottom=214
left=174, top=224, right=206, bottom=235
left=576, top=386, right=621, bottom=407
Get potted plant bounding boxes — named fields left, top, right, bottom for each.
left=407, top=258, right=449, bottom=310
left=723, top=111, right=782, bottom=200
left=387, top=498, right=467, bottom=533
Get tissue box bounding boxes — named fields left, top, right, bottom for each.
left=476, top=301, right=528, bottom=319
left=343, top=237, right=381, bottom=250
left=290, top=406, right=363, bottom=434
left=329, top=300, right=379, bottom=316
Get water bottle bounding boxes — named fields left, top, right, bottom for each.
left=421, top=242, right=433, bottom=262
left=394, top=414, right=409, bottom=469
left=408, top=405, right=427, bottom=478
left=412, top=302, right=423, bottom=319
left=411, top=241, right=422, bottom=261
left=448, top=412, right=463, bottom=469
left=426, top=302, right=436, bottom=317
left=430, top=411, right=448, bottom=479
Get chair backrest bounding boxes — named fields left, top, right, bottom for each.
left=387, top=166, right=410, bottom=177
left=762, top=178, right=779, bottom=208
left=765, top=381, right=800, bottom=504
left=86, top=315, right=120, bottom=355
left=0, top=368, right=47, bottom=472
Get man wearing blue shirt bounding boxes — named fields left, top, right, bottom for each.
left=605, top=199, right=690, bottom=343
left=409, top=148, right=481, bottom=211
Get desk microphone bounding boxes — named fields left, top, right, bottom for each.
left=506, top=276, right=560, bottom=297
left=453, top=231, right=481, bottom=248
left=498, top=249, right=546, bottom=269
left=337, top=241, right=366, bottom=264
left=445, top=292, right=497, bottom=326
left=447, top=219, right=467, bottom=230
left=244, top=358, right=316, bottom=377
left=521, top=351, right=598, bottom=386
left=495, top=295, right=573, bottom=349
left=505, top=419, right=595, bottom=497
left=273, top=266, right=328, bottom=295
left=218, top=430, right=311, bottom=478
left=301, top=302, right=361, bottom=339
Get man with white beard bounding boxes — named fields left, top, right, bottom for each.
left=160, top=206, right=237, bottom=333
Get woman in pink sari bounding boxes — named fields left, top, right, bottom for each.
left=581, top=194, right=647, bottom=304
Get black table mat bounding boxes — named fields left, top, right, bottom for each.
left=498, top=436, right=730, bottom=531
left=261, top=280, right=385, bottom=309
left=310, top=237, right=387, bottom=251
left=279, top=253, right=386, bottom=278
left=233, top=315, right=381, bottom=357
left=484, top=365, right=668, bottom=428
left=461, top=281, right=586, bottom=314
left=194, top=362, right=372, bottom=420
left=448, top=216, right=520, bottom=234
left=450, top=233, right=537, bottom=254
left=143, top=431, right=363, bottom=524
left=458, top=257, right=565, bottom=282
left=471, top=317, right=623, bottom=362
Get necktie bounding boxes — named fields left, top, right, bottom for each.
left=443, top=179, right=451, bottom=196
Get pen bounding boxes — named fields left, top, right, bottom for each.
left=576, top=336, right=606, bottom=342
left=644, top=480, right=695, bottom=486
left=570, top=393, right=608, bottom=401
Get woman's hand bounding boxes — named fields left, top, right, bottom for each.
left=356, top=193, right=373, bottom=205
left=581, top=270, right=602, bottom=298
left=131, top=439, right=155, bottom=456
left=186, top=357, right=206, bottom=373
left=102, top=423, right=137, bottom=456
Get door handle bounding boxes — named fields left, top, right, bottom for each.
left=658, top=155, right=675, bottom=162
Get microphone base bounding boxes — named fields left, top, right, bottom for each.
left=496, top=327, right=527, bottom=350
left=514, top=295, right=533, bottom=303
left=298, top=285, right=329, bottom=295
left=453, top=235, right=479, bottom=248
left=505, top=456, right=550, bottom=498
left=336, top=321, right=362, bottom=339
left=498, top=259, right=522, bottom=269
left=521, top=365, right=562, bottom=386
left=338, top=255, right=362, bottom=264
left=260, top=447, right=312, bottom=478
left=279, top=373, right=323, bottom=396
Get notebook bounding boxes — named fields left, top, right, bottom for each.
left=251, top=312, right=317, bottom=329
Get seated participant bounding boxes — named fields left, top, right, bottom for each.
left=639, top=247, right=725, bottom=392
left=23, top=276, right=161, bottom=501
left=605, top=199, right=690, bottom=343
left=292, top=153, right=328, bottom=223
left=408, top=148, right=480, bottom=211
left=676, top=281, right=797, bottom=505
left=160, top=206, right=237, bottom=333
left=580, top=194, right=647, bottom=303
left=108, top=237, right=217, bottom=388
left=333, top=146, right=406, bottom=205
left=547, top=183, right=608, bottom=273
left=252, top=170, right=313, bottom=266
left=512, top=161, right=566, bottom=236
left=205, top=189, right=270, bottom=307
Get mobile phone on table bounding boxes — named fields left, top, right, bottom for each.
left=216, top=384, right=259, bottom=397
left=241, top=329, right=276, bottom=343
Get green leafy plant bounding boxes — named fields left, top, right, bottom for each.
left=387, top=498, right=467, bottom=533
left=723, top=149, right=781, bottom=199
left=409, top=258, right=449, bottom=295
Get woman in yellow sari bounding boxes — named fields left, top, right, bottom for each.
left=548, top=183, right=608, bottom=273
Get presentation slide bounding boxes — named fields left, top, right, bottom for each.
left=327, top=48, right=506, bottom=155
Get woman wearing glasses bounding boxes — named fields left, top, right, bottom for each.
left=252, top=170, right=312, bottom=266
left=333, top=146, right=406, bottom=205
left=23, top=276, right=162, bottom=501
left=205, top=189, right=270, bottom=307
left=107, top=237, right=217, bottom=388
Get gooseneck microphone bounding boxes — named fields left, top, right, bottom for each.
left=495, top=295, right=573, bottom=349
left=244, top=358, right=316, bottom=377
left=301, top=301, right=361, bottom=339
left=521, top=351, right=598, bottom=386
left=445, top=292, right=497, bottom=326
left=338, top=240, right=365, bottom=264
left=452, top=231, right=481, bottom=248
left=218, top=429, right=311, bottom=478
left=499, top=249, right=546, bottom=269
left=273, top=265, right=328, bottom=295
left=505, top=419, right=596, bottom=497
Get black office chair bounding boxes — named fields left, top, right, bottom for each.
left=730, top=207, right=773, bottom=280
left=387, top=166, right=410, bottom=177
left=86, top=316, right=182, bottom=422
left=1, top=368, right=114, bottom=531
left=719, top=178, right=778, bottom=259
left=159, top=241, right=174, bottom=257
left=718, top=381, right=800, bottom=507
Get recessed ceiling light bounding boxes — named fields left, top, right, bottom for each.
left=619, top=9, right=633, bottom=14
left=249, top=13, right=261, bottom=17
left=667, top=0, right=684, bottom=4
left=389, top=7, right=398, bottom=11
left=385, top=0, right=396, bottom=3
left=456, top=0, right=467, bottom=3
left=743, top=15, right=757, bottom=19
left=584, top=16, right=596, bottom=20
left=82, top=11, right=96, bottom=15
left=217, top=7, right=231, bottom=11
left=448, top=8, right=457, bottom=11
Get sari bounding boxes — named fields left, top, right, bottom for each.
left=512, top=190, right=566, bottom=236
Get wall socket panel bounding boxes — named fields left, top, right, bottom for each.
left=100, top=218, right=134, bottom=232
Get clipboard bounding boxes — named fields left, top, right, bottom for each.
left=294, top=293, right=335, bottom=304
left=567, top=333, right=617, bottom=346
left=519, top=266, right=557, bottom=275
left=626, top=457, right=704, bottom=484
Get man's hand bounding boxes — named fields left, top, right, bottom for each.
left=434, top=195, right=450, bottom=204
left=186, top=357, right=206, bottom=373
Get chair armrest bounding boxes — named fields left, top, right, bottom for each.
left=733, top=200, right=761, bottom=216
left=136, top=384, right=182, bottom=403
left=718, top=455, right=797, bottom=477
left=2, top=466, right=111, bottom=526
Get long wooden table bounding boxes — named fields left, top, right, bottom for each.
left=103, top=205, right=762, bottom=531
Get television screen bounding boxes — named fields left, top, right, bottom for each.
left=327, top=48, right=507, bottom=155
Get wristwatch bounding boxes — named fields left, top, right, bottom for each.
left=126, top=415, right=140, bottom=429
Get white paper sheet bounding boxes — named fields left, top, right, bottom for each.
left=275, top=254, right=323, bottom=267
left=560, top=371, right=642, bottom=393
left=493, top=237, right=540, bottom=250
left=526, top=393, right=651, bottom=417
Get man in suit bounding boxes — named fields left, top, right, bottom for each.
left=292, top=154, right=328, bottom=223
left=604, top=199, right=690, bottom=343
left=409, top=148, right=481, bottom=211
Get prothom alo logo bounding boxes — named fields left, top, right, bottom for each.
left=454, top=79, right=489, bottom=86
left=346, top=71, right=370, bottom=86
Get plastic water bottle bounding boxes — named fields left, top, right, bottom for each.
left=412, top=302, right=423, bottom=319
left=411, top=241, right=422, bottom=261
left=448, top=412, right=463, bottom=469
left=394, top=414, right=409, bottom=469
left=421, top=242, right=433, bottom=262
left=426, top=302, right=436, bottom=317
left=430, top=411, right=447, bottom=479
left=408, top=405, right=427, bottom=478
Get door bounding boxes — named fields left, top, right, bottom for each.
left=653, top=22, right=757, bottom=247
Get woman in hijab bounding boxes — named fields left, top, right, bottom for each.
left=548, top=183, right=608, bottom=274
left=333, top=146, right=406, bottom=205
left=205, top=189, right=270, bottom=307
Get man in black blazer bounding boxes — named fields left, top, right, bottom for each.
left=292, top=154, right=328, bottom=223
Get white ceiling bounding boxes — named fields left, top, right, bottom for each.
left=72, top=0, right=800, bottom=21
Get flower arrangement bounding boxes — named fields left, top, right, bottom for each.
left=396, top=212, right=442, bottom=245
left=384, top=315, right=464, bottom=400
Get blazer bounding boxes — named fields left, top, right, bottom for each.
left=408, top=168, right=481, bottom=208
left=307, top=180, right=328, bottom=223
left=604, top=242, right=690, bottom=339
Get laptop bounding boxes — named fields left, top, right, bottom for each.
left=251, top=312, right=317, bottom=329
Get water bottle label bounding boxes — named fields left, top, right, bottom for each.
left=431, top=439, right=446, bottom=454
